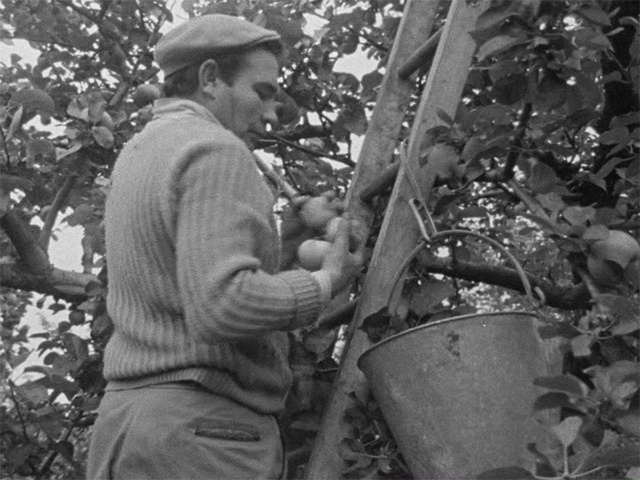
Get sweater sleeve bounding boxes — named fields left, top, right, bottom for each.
left=174, top=136, right=327, bottom=342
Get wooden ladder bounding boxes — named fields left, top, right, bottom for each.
left=304, top=1, right=490, bottom=478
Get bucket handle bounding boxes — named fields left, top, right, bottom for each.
left=386, top=218, right=544, bottom=311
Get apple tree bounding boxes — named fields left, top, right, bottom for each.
left=0, top=0, right=638, bottom=478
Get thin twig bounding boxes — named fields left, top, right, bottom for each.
left=488, top=102, right=533, bottom=181
left=347, top=26, right=388, bottom=53
left=8, top=381, right=30, bottom=441
left=262, top=133, right=355, bottom=167
left=506, top=179, right=559, bottom=232
left=38, top=411, right=85, bottom=476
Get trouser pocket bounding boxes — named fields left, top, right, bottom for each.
left=193, top=420, right=261, bottom=442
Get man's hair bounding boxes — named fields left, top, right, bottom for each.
left=163, top=40, right=282, bottom=97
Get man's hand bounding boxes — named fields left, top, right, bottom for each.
left=280, top=192, right=345, bottom=271
left=319, top=217, right=364, bottom=296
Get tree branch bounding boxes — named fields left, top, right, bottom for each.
left=0, top=263, right=98, bottom=302
left=260, top=133, right=356, bottom=167
left=1, top=209, right=99, bottom=300
left=54, top=0, right=102, bottom=26
left=39, top=175, right=76, bottom=252
left=347, top=26, right=388, bottom=54
left=277, top=125, right=331, bottom=142
left=1, top=211, right=51, bottom=276
left=415, top=253, right=592, bottom=310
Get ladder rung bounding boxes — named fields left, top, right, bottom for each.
left=359, top=162, right=400, bottom=202
left=397, top=28, right=443, bottom=80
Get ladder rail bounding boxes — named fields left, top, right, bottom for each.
left=305, top=1, right=490, bottom=478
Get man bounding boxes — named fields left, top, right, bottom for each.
left=87, top=14, right=362, bottom=480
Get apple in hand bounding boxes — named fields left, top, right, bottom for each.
left=297, top=239, right=333, bottom=271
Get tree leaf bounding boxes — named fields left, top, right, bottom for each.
left=23, top=364, right=54, bottom=376
left=533, top=392, right=573, bottom=411
left=67, top=96, right=88, bottom=120
left=436, top=108, right=454, bottom=126
left=493, top=74, right=528, bottom=105
left=624, top=260, right=640, bottom=291
left=599, top=126, right=629, bottom=145
left=360, top=70, right=383, bottom=99
left=16, top=382, right=49, bottom=405
left=530, top=161, right=559, bottom=194
left=534, top=374, right=590, bottom=398
left=409, top=279, right=456, bottom=315
left=92, top=126, right=115, bottom=149
left=576, top=3, right=611, bottom=27
left=476, top=35, right=528, bottom=62
left=593, top=294, right=640, bottom=334
left=563, top=206, right=595, bottom=226
left=535, top=75, right=569, bottom=112
left=87, top=97, right=106, bottom=124
left=63, top=203, right=94, bottom=227
left=551, top=416, right=583, bottom=448
left=62, top=332, right=89, bottom=361
left=615, top=413, right=640, bottom=438
left=570, top=334, right=593, bottom=358
left=10, top=88, right=55, bottom=113
left=26, top=138, right=55, bottom=164
left=360, top=307, right=391, bottom=342
left=0, top=173, right=31, bottom=195
left=582, top=443, right=640, bottom=472
left=5, top=105, right=24, bottom=141
left=52, top=440, right=75, bottom=465
left=583, top=225, right=609, bottom=241
left=474, top=6, right=517, bottom=33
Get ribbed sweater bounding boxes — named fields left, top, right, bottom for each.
left=103, top=98, right=329, bottom=414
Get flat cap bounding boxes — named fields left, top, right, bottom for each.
left=155, top=14, right=281, bottom=77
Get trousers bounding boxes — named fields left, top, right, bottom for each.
left=86, top=382, right=284, bottom=480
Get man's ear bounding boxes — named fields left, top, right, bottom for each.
left=198, top=59, right=219, bottom=98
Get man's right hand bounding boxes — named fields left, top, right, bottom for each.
left=319, top=217, right=364, bottom=296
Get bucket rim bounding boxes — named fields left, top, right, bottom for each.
left=357, top=310, right=539, bottom=369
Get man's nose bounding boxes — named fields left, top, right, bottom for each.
left=262, top=103, right=279, bottom=129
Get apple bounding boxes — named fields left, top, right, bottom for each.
left=132, top=84, right=162, bottom=107
left=587, top=230, right=640, bottom=286
left=297, top=239, right=333, bottom=271
left=299, top=196, right=340, bottom=229
left=587, top=256, right=624, bottom=286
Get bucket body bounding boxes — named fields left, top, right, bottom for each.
left=357, top=311, right=558, bottom=479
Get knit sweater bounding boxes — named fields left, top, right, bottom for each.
left=103, top=98, right=330, bottom=414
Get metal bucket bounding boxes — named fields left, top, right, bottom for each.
left=357, top=311, right=558, bottom=479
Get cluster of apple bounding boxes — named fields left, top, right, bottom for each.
left=295, top=195, right=351, bottom=271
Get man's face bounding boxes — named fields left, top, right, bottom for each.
left=213, top=49, right=280, bottom=146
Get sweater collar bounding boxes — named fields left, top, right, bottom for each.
left=152, top=97, right=221, bottom=125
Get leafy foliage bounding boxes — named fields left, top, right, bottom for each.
left=0, top=0, right=638, bottom=478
